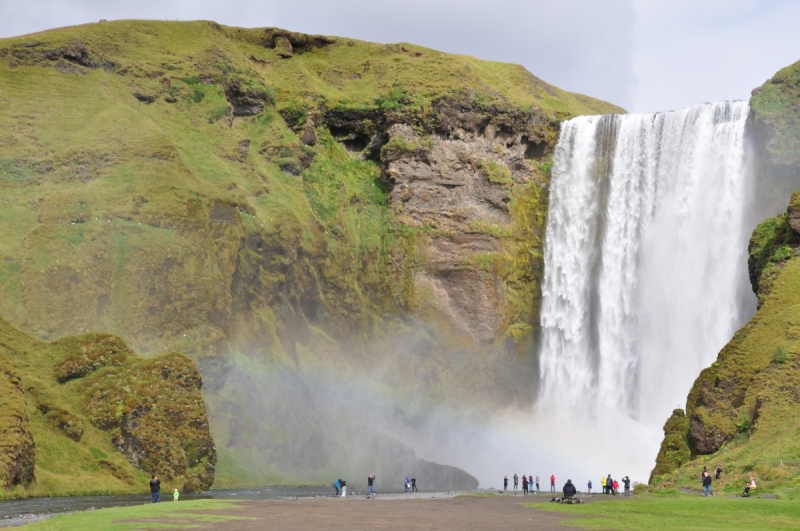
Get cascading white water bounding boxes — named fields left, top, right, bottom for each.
left=538, top=102, right=753, bottom=444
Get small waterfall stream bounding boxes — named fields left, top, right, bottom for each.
left=538, top=101, right=753, bottom=437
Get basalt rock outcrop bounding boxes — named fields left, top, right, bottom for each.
left=0, top=317, right=216, bottom=496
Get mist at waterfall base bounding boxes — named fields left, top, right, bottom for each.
left=200, top=100, right=790, bottom=491
left=533, top=101, right=757, bottom=484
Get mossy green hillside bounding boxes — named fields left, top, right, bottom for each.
left=0, top=20, right=620, bottom=489
left=650, top=192, right=800, bottom=495
left=0, top=316, right=215, bottom=499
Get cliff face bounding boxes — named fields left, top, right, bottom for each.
left=0, top=20, right=621, bottom=487
left=0, top=317, right=215, bottom=497
left=650, top=60, right=800, bottom=491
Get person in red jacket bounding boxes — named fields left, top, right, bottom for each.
left=550, top=474, right=556, bottom=493
left=612, top=479, right=619, bottom=495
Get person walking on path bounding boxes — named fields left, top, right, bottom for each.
left=702, top=472, right=713, bottom=497
left=513, top=473, right=518, bottom=490
left=622, top=476, right=631, bottom=496
left=368, top=474, right=375, bottom=495
left=550, top=474, right=555, bottom=493
left=411, top=476, right=417, bottom=492
left=173, top=489, right=179, bottom=502
left=522, top=475, right=529, bottom=495
left=503, top=476, right=508, bottom=491
left=535, top=476, right=540, bottom=492
left=587, top=480, right=592, bottom=495
left=149, top=475, right=161, bottom=503
left=715, top=465, right=722, bottom=480
left=334, top=479, right=340, bottom=496
left=340, top=479, right=347, bottom=497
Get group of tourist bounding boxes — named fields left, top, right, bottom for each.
left=332, top=474, right=417, bottom=497
left=700, top=464, right=757, bottom=497
left=503, top=474, right=541, bottom=494
left=599, top=474, right=631, bottom=495
left=502, top=473, right=632, bottom=498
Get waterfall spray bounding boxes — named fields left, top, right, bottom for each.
left=537, top=101, right=753, bottom=478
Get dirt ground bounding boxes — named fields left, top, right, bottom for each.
left=176, top=494, right=606, bottom=531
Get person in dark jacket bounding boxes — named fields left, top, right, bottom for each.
left=411, top=476, right=417, bottom=492
left=368, top=474, right=375, bottom=495
left=149, top=475, right=161, bottom=503
left=562, top=479, right=577, bottom=499
left=702, top=472, right=713, bottom=497
left=715, top=465, right=722, bottom=480
left=522, top=475, right=529, bottom=495
left=503, top=476, right=508, bottom=491
left=622, top=476, right=631, bottom=496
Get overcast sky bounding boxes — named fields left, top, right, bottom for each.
left=1, top=0, right=798, bottom=113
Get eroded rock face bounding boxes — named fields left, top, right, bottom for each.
left=381, top=107, right=547, bottom=342
left=789, top=191, right=800, bottom=235
left=0, top=356, right=35, bottom=488
left=82, top=351, right=217, bottom=491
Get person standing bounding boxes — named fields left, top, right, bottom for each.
left=522, top=475, right=529, bottom=495
left=622, top=476, right=631, bottom=496
left=715, top=465, right=722, bottom=480
left=149, top=475, right=161, bottom=503
left=368, top=474, right=375, bottom=496
left=503, top=476, right=508, bottom=491
left=340, top=479, right=347, bottom=497
left=550, top=474, right=555, bottom=493
left=587, top=479, right=592, bottom=495
left=612, top=479, right=619, bottom=495
left=404, top=477, right=410, bottom=493
left=601, top=476, right=607, bottom=494
left=411, top=476, right=417, bottom=492
left=606, top=474, right=613, bottom=495
left=513, top=473, right=518, bottom=490
left=528, top=476, right=533, bottom=493
left=702, top=472, right=713, bottom=497
left=334, top=479, right=340, bottom=496
left=173, top=489, right=179, bottom=502
left=535, top=476, right=540, bottom=492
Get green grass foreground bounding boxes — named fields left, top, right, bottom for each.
left=20, top=500, right=250, bottom=531
left=528, top=496, right=800, bottom=530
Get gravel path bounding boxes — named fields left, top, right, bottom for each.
left=178, top=494, right=602, bottom=531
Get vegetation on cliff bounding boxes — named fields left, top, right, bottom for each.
left=0, top=20, right=620, bottom=488
left=0, top=317, right=215, bottom=498
left=650, top=58, right=800, bottom=495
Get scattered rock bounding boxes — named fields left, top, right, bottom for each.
left=132, top=92, right=155, bottom=104
left=223, top=79, right=273, bottom=116
left=275, top=37, right=293, bottom=59
left=299, top=119, right=317, bottom=146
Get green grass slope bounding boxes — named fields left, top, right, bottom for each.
left=649, top=193, right=800, bottom=496
left=650, top=58, right=800, bottom=496
left=0, top=316, right=215, bottom=499
left=0, top=20, right=621, bottom=490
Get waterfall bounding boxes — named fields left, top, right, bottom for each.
left=538, top=101, right=753, bottom=434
